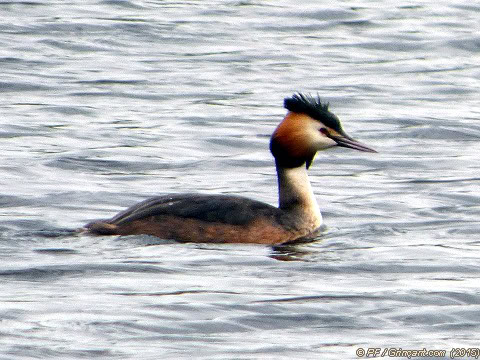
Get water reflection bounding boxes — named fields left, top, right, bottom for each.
left=269, top=244, right=318, bottom=261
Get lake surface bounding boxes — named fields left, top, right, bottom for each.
left=1, top=1, right=480, bottom=359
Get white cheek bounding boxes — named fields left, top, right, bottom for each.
left=305, top=120, right=337, bottom=150
left=307, top=127, right=337, bottom=150
left=314, top=134, right=337, bottom=150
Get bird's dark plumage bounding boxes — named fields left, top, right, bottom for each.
left=92, top=194, right=291, bottom=227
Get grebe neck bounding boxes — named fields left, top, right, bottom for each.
left=275, top=162, right=322, bottom=226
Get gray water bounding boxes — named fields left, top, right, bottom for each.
left=1, top=1, right=480, bottom=359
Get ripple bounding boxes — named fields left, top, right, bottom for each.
left=0, top=263, right=175, bottom=281
left=98, top=0, right=146, bottom=10
left=76, top=79, right=148, bottom=85
left=406, top=177, right=480, bottom=184
left=39, top=39, right=110, bottom=52
left=0, top=81, right=51, bottom=92
left=38, top=105, right=95, bottom=116
left=447, top=36, right=480, bottom=52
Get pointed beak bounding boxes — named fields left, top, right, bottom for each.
left=328, top=133, right=377, bottom=153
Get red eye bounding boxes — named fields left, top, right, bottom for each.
left=319, top=128, right=328, bottom=135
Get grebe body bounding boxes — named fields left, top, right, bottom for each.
left=85, top=94, right=376, bottom=244
left=86, top=193, right=318, bottom=244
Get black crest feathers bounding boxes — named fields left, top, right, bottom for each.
left=284, top=93, right=343, bottom=133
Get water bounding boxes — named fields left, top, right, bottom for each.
left=1, top=0, right=480, bottom=358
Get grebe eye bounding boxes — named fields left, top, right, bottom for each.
left=319, top=128, right=328, bottom=135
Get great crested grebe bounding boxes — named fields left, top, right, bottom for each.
left=85, top=93, right=376, bottom=245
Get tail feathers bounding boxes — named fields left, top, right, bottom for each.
left=85, top=221, right=119, bottom=235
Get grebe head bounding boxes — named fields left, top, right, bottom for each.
left=270, top=93, right=376, bottom=169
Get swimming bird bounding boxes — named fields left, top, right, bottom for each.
left=84, top=93, right=376, bottom=244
